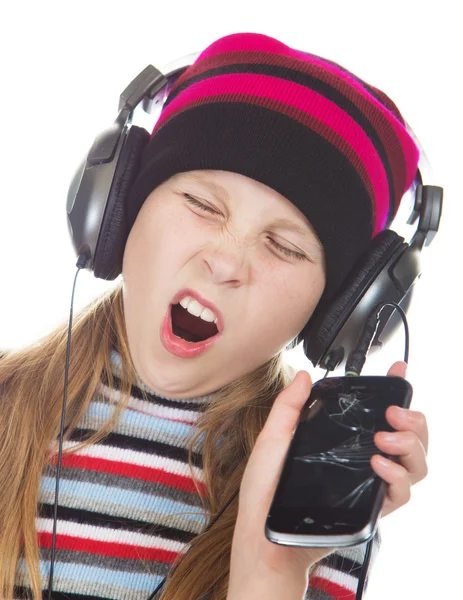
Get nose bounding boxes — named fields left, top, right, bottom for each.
left=201, top=243, right=250, bottom=286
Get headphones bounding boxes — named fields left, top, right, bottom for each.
left=63, top=51, right=443, bottom=600
left=66, top=52, right=443, bottom=373
left=294, top=177, right=443, bottom=370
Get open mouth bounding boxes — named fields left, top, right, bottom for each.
left=171, top=303, right=219, bottom=343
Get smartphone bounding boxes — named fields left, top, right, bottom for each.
left=265, top=375, right=413, bottom=548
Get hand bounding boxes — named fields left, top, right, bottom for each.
left=228, top=360, right=430, bottom=597
left=371, top=360, right=429, bottom=518
left=229, top=369, right=335, bottom=598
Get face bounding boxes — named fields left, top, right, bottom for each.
left=122, top=170, right=326, bottom=399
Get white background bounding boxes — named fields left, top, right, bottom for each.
left=0, top=1, right=460, bottom=598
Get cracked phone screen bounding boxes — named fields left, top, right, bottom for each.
left=269, top=378, right=410, bottom=532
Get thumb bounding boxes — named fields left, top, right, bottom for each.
left=238, top=371, right=313, bottom=515
left=231, top=371, right=336, bottom=585
left=260, top=370, right=313, bottom=443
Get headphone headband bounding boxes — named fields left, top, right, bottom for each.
left=66, top=54, right=443, bottom=372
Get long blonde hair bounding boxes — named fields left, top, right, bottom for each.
left=0, top=280, right=325, bottom=600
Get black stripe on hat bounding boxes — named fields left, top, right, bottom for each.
left=162, top=62, right=397, bottom=226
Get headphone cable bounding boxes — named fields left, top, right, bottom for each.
left=47, top=251, right=90, bottom=599
left=345, top=301, right=409, bottom=600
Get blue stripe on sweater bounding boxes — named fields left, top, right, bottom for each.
left=39, top=477, right=208, bottom=527
left=18, top=558, right=166, bottom=592
left=84, top=401, right=201, bottom=440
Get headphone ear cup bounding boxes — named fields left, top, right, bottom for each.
left=93, top=125, right=150, bottom=280
left=298, top=229, right=407, bottom=367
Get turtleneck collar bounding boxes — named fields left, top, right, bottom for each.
left=108, top=348, right=218, bottom=405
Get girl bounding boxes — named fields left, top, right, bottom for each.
left=0, top=32, right=429, bottom=600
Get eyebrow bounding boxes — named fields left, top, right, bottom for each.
left=183, top=173, right=322, bottom=249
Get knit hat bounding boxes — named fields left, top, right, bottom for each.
left=126, top=32, right=420, bottom=305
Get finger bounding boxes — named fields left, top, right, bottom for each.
left=383, top=406, right=429, bottom=455
left=374, top=430, right=429, bottom=484
left=387, top=360, right=407, bottom=378
left=371, top=454, right=411, bottom=512
left=384, top=360, right=429, bottom=454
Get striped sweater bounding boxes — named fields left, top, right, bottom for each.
left=14, top=349, right=381, bottom=599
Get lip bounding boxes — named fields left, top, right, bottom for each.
left=170, top=288, right=224, bottom=333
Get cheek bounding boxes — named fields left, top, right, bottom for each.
left=125, top=203, right=193, bottom=268
left=248, top=270, right=324, bottom=340
left=154, top=202, right=205, bottom=248
left=265, top=266, right=324, bottom=308
left=282, top=270, right=325, bottom=323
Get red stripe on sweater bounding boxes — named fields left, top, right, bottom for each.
left=38, top=532, right=182, bottom=563
left=310, top=575, right=356, bottom=600
left=58, top=453, right=207, bottom=496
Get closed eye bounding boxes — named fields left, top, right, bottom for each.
left=266, top=237, right=306, bottom=261
left=184, top=193, right=218, bottom=215
left=183, top=193, right=308, bottom=262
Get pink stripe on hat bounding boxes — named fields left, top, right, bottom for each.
left=196, top=33, right=419, bottom=197
left=153, top=73, right=390, bottom=234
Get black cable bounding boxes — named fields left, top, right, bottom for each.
left=47, top=252, right=89, bottom=600
left=47, top=250, right=238, bottom=600
left=346, top=302, right=409, bottom=377
left=346, top=301, right=409, bottom=600
left=355, top=530, right=375, bottom=600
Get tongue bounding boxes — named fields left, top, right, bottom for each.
left=171, top=304, right=218, bottom=342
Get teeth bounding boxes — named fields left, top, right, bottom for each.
left=179, top=296, right=218, bottom=324
left=197, top=306, right=217, bottom=323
